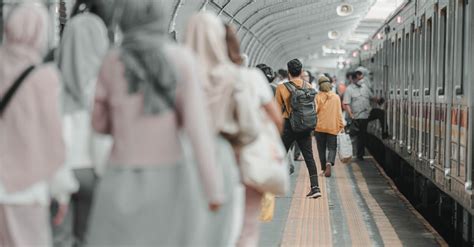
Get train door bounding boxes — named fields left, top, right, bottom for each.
left=401, top=29, right=410, bottom=149
left=395, top=35, right=402, bottom=144
left=434, top=5, right=448, bottom=181
left=449, top=0, right=469, bottom=195
left=422, top=15, right=434, bottom=162
left=408, top=22, right=416, bottom=155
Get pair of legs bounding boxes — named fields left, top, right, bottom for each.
left=315, top=132, right=337, bottom=176
left=351, top=119, right=369, bottom=159
left=52, top=168, right=97, bottom=247
left=281, top=120, right=320, bottom=193
left=237, top=186, right=262, bottom=247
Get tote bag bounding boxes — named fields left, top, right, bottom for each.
left=337, top=132, right=353, bottom=164
left=240, top=112, right=290, bottom=196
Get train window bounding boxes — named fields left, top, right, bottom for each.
left=425, top=18, right=432, bottom=96
left=454, top=0, right=465, bottom=95
left=438, top=8, right=447, bottom=96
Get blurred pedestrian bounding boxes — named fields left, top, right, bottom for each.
left=0, top=3, right=78, bottom=246
left=314, top=76, right=344, bottom=177
left=85, top=1, right=224, bottom=246
left=225, top=24, right=283, bottom=247
left=185, top=12, right=245, bottom=247
left=52, top=7, right=110, bottom=247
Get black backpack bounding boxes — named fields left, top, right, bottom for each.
left=284, top=81, right=317, bottom=133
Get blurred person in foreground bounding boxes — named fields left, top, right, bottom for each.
left=185, top=12, right=247, bottom=246
left=52, top=2, right=110, bottom=246
left=225, top=23, right=283, bottom=247
left=85, top=1, right=224, bottom=246
left=0, top=3, right=78, bottom=246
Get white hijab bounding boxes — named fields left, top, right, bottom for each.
left=185, top=12, right=240, bottom=133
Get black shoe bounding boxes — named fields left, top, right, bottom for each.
left=306, top=187, right=322, bottom=199
left=289, top=164, right=295, bottom=175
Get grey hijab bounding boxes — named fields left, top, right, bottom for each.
left=57, top=13, right=109, bottom=114
left=116, top=0, right=177, bottom=115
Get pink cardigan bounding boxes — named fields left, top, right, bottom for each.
left=92, top=45, right=223, bottom=203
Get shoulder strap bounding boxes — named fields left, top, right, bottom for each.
left=284, top=81, right=296, bottom=94
left=0, top=65, right=36, bottom=116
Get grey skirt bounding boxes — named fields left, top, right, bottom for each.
left=84, top=162, right=197, bottom=247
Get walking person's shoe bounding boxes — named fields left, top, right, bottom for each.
left=324, top=163, right=332, bottom=177
left=306, top=186, right=322, bottom=199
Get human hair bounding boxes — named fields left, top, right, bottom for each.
left=256, top=64, right=274, bottom=83
left=306, top=70, right=314, bottom=83
left=278, top=69, right=288, bottom=79
left=287, top=59, right=302, bottom=77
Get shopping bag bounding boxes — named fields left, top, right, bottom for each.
left=240, top=114, right=290, bottom=196
left=337, top=132, right=353, bottom=163
left=259, top=193, right=275, bottom=222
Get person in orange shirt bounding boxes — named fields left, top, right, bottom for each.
left=275, top=59, right=321, bottom=198
left=315, top=76, right=345, bottom=177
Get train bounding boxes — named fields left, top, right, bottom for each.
left=350, top=0, right=474, bottom=245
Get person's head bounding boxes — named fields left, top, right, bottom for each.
left=4, top=3, right=49, bottom=57
left=355, top=67, right=366, bottom=81
left=58, top=13, right=109, bottom=113
left=277, top=69, right=288, bottom=80
left=355, top=70, right=364, bottom=81
left=225, top=24, right=242, bottom=65
left=287, top=59, right=303, bottom=79
left=318, top=75, right=332, bottom=92
left=185, top=12, right=230, bottom=71
left=117, top=0, right=177, bottom=115
left=256, top=64, right=274, bottom=83
left=323, top=73, right=333, bottom=83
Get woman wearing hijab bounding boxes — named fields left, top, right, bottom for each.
left=0, top=3, right=78, bottom=246
left=52, top=7, right=110, bottom=247
left=184, top=12, right=245, bottom=247
left=85, top=1, right=223, bottom=246
left=225, top=24, right=284, bottom=247
left=315, top=76, right=344, bottom=178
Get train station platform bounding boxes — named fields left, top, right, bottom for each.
left=260, top=144, right=448, bottom=247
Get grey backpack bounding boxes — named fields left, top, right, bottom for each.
left=284, top=82, right=317, bottom=133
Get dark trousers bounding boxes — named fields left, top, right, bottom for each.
left=282, top=120, right=319, bottom=188
left=52, top=168, right=97, bottom=247
left=351, top=119, right=369, bottom=159
left=368, top=108, right=387, bottom=134
left=293, top=143, right=301, bottom=159
left=315, top=132, right=337, bottom=170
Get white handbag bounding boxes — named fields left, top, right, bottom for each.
left=240, top=113, right=290, bottom=196
left=337, top=132, right=353, bottom=164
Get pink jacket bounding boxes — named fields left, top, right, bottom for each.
left=92, top=45, right=224, bottom=203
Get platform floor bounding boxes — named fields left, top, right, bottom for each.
left=259, top=143, right=447, bottom=247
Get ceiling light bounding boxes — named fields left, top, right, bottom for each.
left=328, top=31, right=340, bottom=39
left=337, top=3, right=353, bottom=17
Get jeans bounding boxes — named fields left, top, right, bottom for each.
left=315, top=132, right=337, bottom=170
left=350, top=119, right=369, bottom=159
left=282, top=120, right=319, bottom=189
left=293, top=143, right=301, bottom=159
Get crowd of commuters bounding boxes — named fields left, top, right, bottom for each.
left=0, top=1, right=388, bottom=246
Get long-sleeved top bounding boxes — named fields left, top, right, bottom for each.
left=315, top=91, right=344, bottom=135
left=275, top=78, right=315, bottom=119
left=91, top=45, right=224, bottom=203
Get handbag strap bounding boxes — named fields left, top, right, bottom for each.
left=0, top=65, right=36, bottom=116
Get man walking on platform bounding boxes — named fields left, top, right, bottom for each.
left=344, top=68, right=380, bottom=160
left=275, top=59, right=321, bottom=199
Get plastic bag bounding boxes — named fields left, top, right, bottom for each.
left=259, top=193, right=275, bottom=222
left=337, top=132, right=353, bottom=163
